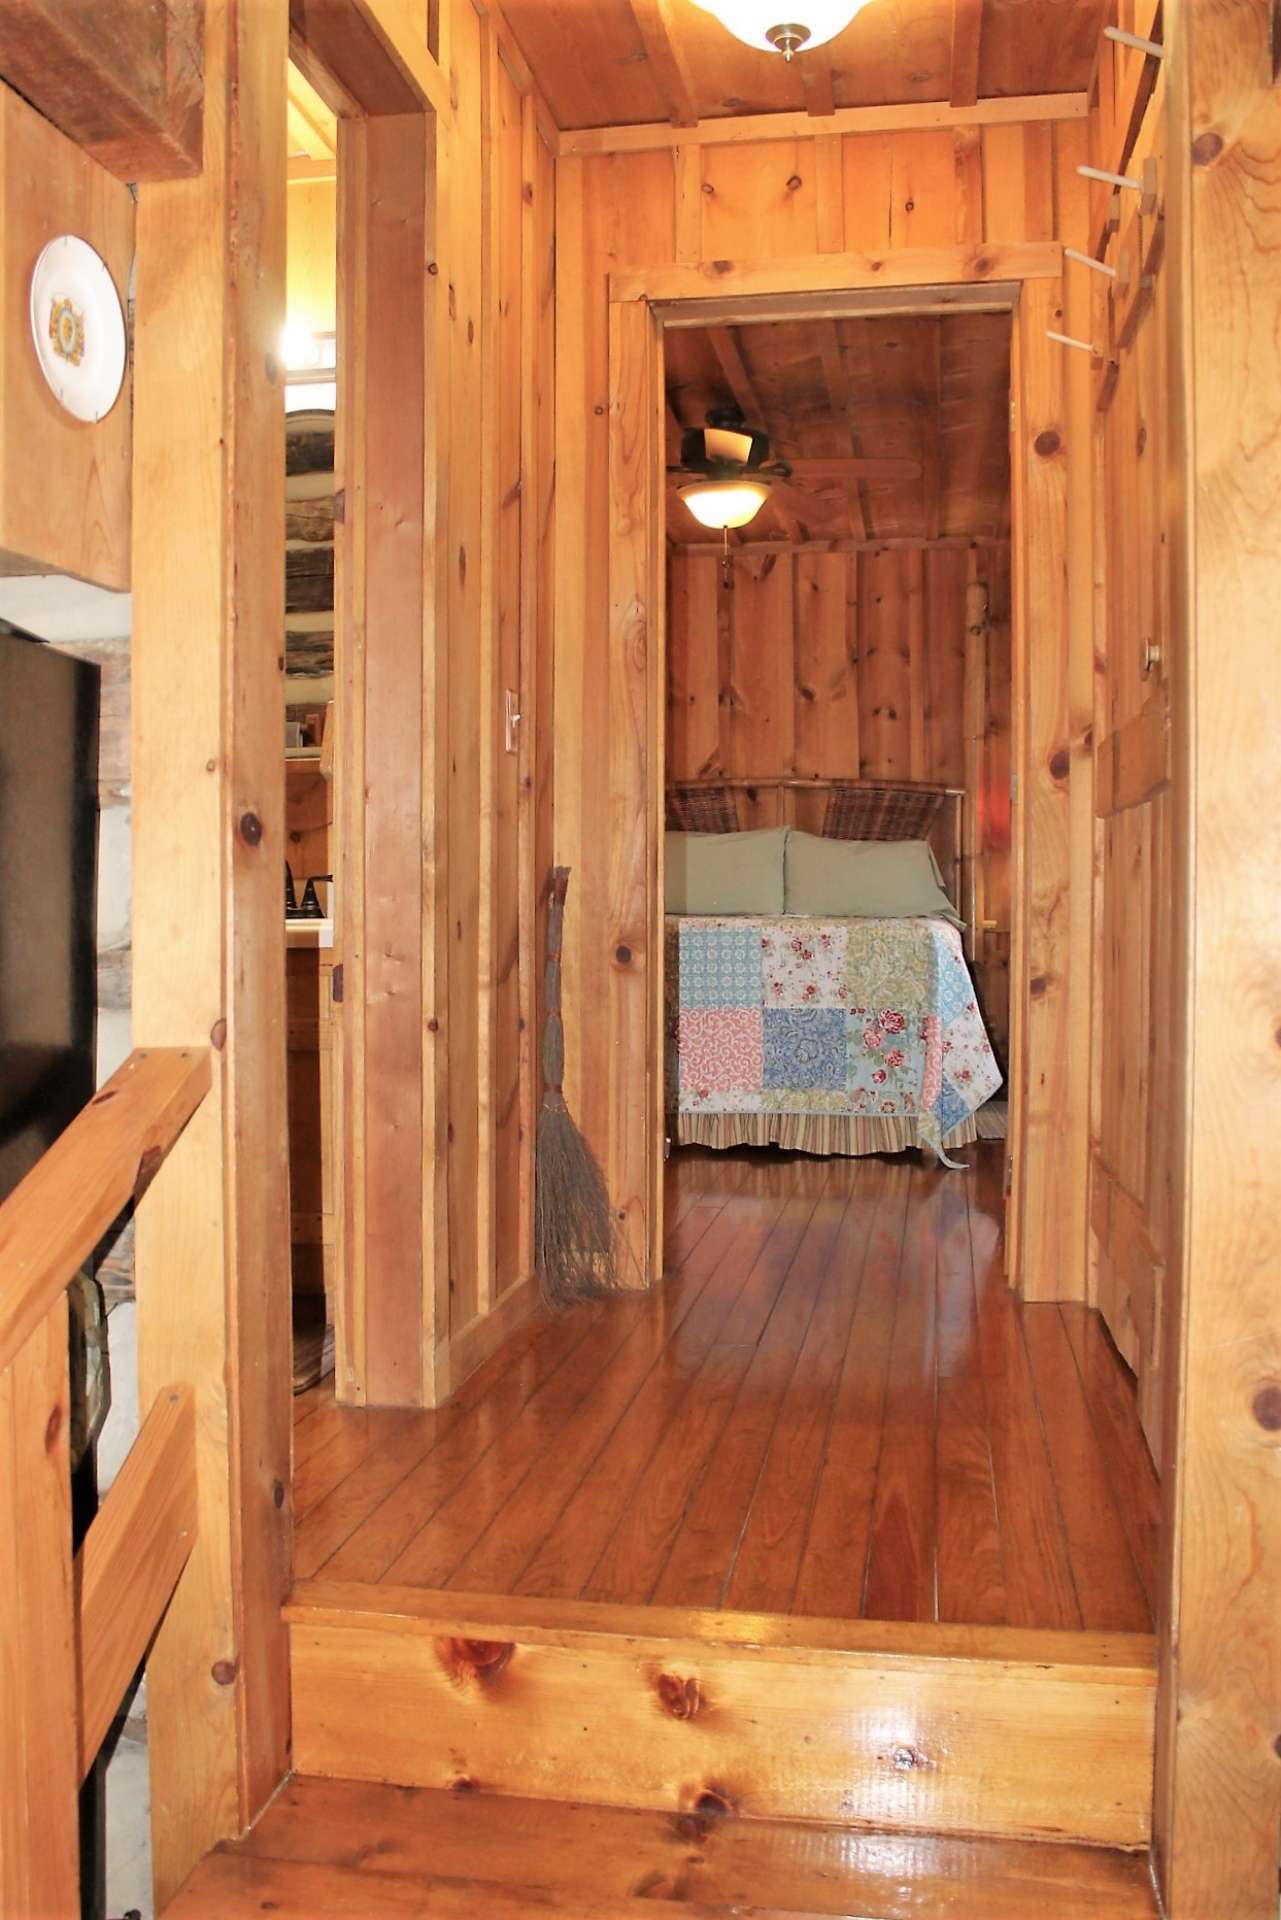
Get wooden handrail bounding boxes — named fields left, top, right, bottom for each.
left=0, top=1047, right=210, bottom=1376
left=75, top=1383, right=197, bottom=1779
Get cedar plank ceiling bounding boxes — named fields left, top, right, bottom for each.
left=665, top=313, right=1012, bottom=545
left=498, top=0, right=1103, bottom=129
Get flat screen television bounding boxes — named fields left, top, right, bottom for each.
left=0, top=629, right=98, bottom=1206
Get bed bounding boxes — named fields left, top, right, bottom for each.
left=664, top=781, right=1002, bottom=1164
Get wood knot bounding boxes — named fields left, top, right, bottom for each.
left=710, top=259, right=734, bottom=276
left=45, top=1404, right=63, bottom=1453
left=786, top=173, right=803, bottom=191
left=616, top=944, right=632, bottom=965
left=92, top=1088, right=118, bottom=1105
left=1251, top=1383, right=1281, bottom=1432
left=211, top=1658, right=239, bottom=1688
left=238, top=811, right=263, bottom=847
left=890, top=1743, right=931, bottom=1771
left=272, top=1480, right=286, bottom=1509
left=1029, top=973, right=1049, bottom=998
left=134, top=1144, right=165, bottom=1201
left=210, top=1017, right=227, bottom=1052
left=657, top=1673, right=703, bottom=1720
left=438, top=1637, right=514, bottom=1685
left=693, top=1784, right=734, bottom=1817
left=458, top=545, right=467, bottom=584
left=1190, top=129, right=1224, bottom=167
left=449, top=1774, right=479, bottom=1794
left=1033, top=430, right=1061, bottom=459
left=1136, top=423, right=1148, bottom=457
left=1048, top=748, right=1070, bottom=782
left=632, top=1870, right=679, bottom=1897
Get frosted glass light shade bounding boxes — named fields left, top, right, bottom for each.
left=689, top=0, right=870, bottom=55
left=679, top=479, right=771, bottom=529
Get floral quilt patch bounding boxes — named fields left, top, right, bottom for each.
left=666, top=913, right=1001, bottom=1162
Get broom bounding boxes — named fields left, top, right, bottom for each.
left=535, top=867, right=624, bottom=1309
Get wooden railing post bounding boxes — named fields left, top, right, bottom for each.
left=131, top=0, right=291, bottom=1902
left=0, top=1303, right=78, bottom=1919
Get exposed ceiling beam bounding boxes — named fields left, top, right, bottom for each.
left=705, top=328, right=774, bottom=434
left=626, top=0, right=699, bottom=128
left=288, top=154, right=338, bottom=182
left=789, top=456, right=924, bottom=482
left=950, top=0, right=983, bottom=110
left=557, top=90, right=1086, bottom=157
left=0, top=0, right=203, bottom=180
left=800, top=56, right=837, bottom=118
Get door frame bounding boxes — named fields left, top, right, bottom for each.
left=605, top=244, right=1078, bottom=1291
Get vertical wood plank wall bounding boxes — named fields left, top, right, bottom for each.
left=131, top=0, right=291, bottom=1898
left=443, top=13, right=557, bottom=1388
left=556, top=124, right=1092, bottom=1293
left=666, top=541, right=1013, bottom=1065
left=339, top=0, right=557, bottom=1406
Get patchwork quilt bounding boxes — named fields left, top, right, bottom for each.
left=665, top=914, right=1002, bottom=1163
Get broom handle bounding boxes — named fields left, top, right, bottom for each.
left=542, top=868, right=571, bottom=1097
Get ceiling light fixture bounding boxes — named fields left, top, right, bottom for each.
left=688, top=0, right=870, bottom=59
left=678, top=478, right=772, bottom=530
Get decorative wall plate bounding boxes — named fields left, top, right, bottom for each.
left=29, top=235, right=127, bottom=423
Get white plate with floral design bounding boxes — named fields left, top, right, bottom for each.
left=29, top=234, right=127, bottom=423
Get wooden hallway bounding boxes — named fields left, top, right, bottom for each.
left=294, top=1147, right=1159, bottom=1633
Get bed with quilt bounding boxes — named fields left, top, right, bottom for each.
left=664, top=815, right=1001, bottom=1164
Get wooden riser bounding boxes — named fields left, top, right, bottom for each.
left=286, top=1583, right=1156, bottom=1850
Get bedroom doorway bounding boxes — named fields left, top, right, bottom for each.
left=660, top=306, right=1013, bottom=1188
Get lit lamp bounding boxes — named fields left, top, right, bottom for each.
left=678, top=478, right=772, bottom=587
left=689, top=0, right=871, bottom=59
left=678, top=478, right=772, bottom=529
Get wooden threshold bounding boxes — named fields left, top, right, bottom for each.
left=286, top=1582, right=1156, bottom=1849
left=162, top=1774, right=1160, bottom=1917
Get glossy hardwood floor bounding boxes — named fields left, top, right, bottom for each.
left=165, top=1776, right=1160, bottom=1918
left=293, top=1145, right=1160, bottom=1630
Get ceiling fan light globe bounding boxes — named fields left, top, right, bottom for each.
left=678, top=479, right=772, bottom=529
left=689, top=0, right=869, bottom=55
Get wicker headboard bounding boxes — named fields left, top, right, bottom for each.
left=665, top=776, right=967, bottom=928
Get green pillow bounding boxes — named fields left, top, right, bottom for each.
left=665, top=827, right=786, bottom=915
left=784, top=831, right=963, bottom=927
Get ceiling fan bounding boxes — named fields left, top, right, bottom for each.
left=668, top=406, right=792, bottom=581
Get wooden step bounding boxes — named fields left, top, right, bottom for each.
left=285, top=1582, right=1157, bottom=1850
left=164, top=1775, right=1160, bottom=1917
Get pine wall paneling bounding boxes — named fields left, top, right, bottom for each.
left=334, top=0, right=557, bottom=1407
left=555, top=123, right=1093, bottom=1295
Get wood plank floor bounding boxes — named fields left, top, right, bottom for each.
left=294, top=1146, right=1160, bottom=1630
left=164, top=1776, right=1160, bottom=1918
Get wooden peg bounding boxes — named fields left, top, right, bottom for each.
left=1104, top=23, right=1164, bottom=57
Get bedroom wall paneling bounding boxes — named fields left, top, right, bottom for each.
left=665, top=539, right=1013, bottom=1067
left=556, top=123, right=1094, bottom=1296
left=331, top=0, right=557, bottom=1408
left=130, top=0, right=291, bottom=1896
